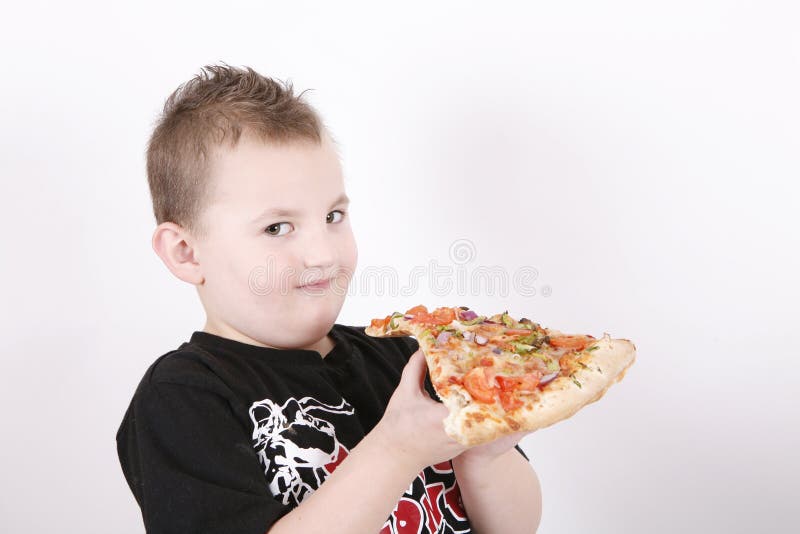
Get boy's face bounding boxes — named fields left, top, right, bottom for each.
left=193, top=133, right=358, bottom=350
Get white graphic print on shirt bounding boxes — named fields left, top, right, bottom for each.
left=249, top=396, right=354, bottom=507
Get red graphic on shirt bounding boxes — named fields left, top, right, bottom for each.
left=324, top=443, right=349, bottom=473
left=380, top=461, right=470, bottom=534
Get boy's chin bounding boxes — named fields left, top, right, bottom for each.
left=289, top=299, right=344, bottom=329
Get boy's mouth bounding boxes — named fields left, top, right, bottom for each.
left=299, top=278, right=331, bottom=290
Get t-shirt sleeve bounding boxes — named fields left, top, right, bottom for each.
left=117, top=381, right=289, bottom=534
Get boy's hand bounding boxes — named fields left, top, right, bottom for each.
left=372, top=349, right=469, bottom=472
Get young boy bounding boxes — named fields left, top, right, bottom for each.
left=116, top=64, right=542, bottom=534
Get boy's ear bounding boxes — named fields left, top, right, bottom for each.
left=151, top=222, right=205, bottom=285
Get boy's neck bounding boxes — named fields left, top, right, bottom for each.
left=304, top=334, right=336, bottom=358
left=202, top=320, right=336, bottom=358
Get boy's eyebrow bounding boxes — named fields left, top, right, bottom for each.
left=251, top=193, right=350, bottom=222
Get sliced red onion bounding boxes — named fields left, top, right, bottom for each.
left=460, top=310, right=478, bottom=321
left=474, top=335, right=488, bottom=345
left=492, top=347, right=502, bottom=354
left=539, top=372, right=559, bottom=386
left=463, top=331, right=474, bottom=341
left=436, top=331, right=451, bottom=345
left=404, top=314, right=414, bottom=319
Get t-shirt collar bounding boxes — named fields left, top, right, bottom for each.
left=187, top=324, right=352, bottom=366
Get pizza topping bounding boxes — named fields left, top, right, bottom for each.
left=418, top=328, right=435, bottom=345
left=371, top=304, right=595, bottom=409
left=405, top=305, right=458, bottom=327
left=496, top=373, right=541, bottom=392
left=458, top=309, right=479, bottom=321
left=463, top=367, right=496, bottom=403
left=548, top=334, right=595, bottom=351
left=388, top=312, right=404, bottom=329
left=405, top=304, right=428, bottom=316
left=498, top=390, right=524, bottom=411
left=539, top=372, right=559, bottom=386
left=546, top=358, right=561, bottom=373
left=509, top=341, right=536, bottom=354
left=518, top=317, right=541, bottom=329
left=432, top=307, right=456, bottom=324
left=557, top=352, right=583, bottom=375
left=461, top=315, right=486, bottom=326
left=504, top=328, right=534, bottom=336
left=370, top=315, right=391, bottom=330
left=435, top=331, right=452, bottom=345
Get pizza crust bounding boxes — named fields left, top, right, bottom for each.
left=443, top=334, right=636, bottom=445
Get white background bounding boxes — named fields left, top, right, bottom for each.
left=1, top=1, right=798, bottom=533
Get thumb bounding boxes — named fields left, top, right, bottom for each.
left=399, top=349, right=429, bottom=394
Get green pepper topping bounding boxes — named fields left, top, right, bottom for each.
left=509, top=341, right=535, bottom=354
left=461, top=315, right=486, bottom=326
left=419, top=329, right=434, bottom=343
left=388, top=312, right=404, bottom=330
left=513, top=332, right=541, bottom=346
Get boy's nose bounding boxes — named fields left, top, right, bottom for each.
left=300, top=234, right=337, bottom=273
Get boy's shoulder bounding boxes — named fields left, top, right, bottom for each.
left=136, top=340, right=224, bottom=393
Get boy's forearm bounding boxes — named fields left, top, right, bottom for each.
left=267, top=430, right=419, bottom=534
left=452, top=447, right=542, bottom=534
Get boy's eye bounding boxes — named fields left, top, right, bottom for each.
left=265, top=222, right=293, bottom=236
left=327, top=210, right=345, bottom=224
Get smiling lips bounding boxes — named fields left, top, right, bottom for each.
left=300, top=279, right=331, bottom=289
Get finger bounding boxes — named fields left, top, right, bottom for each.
left=399, top=349, right=429, bottom=393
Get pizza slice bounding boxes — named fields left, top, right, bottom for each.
left=366, top=305, right=636, bottom=446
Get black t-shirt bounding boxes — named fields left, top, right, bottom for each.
left=117, top=324, right=528, bottom=534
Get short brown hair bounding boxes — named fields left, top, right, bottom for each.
left=146, top=63, right=326, bottom=237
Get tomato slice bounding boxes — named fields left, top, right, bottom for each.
left=548, top=335, right=593, bottom=351
left=499, top=390, right=524, bottom=412
left=410, top=313, right=434, bottom=324
left=430, top=307, right=456, bottom=325
left=405, top=305, right=428, bottom=316
left=406, top=306, right=456, bottom=326
left=517, top=372, right=541, bottom=391
left=405, top=305, right=434, bottom=325
left=497, top=372, right=541, bottom=392
left=463, top=368, right=497, bottom=403
left=503, top=328, right=533, bottom=336
left=496, top=375, right=520, bottom=391
left=370, top=315, right=390, bottom=329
